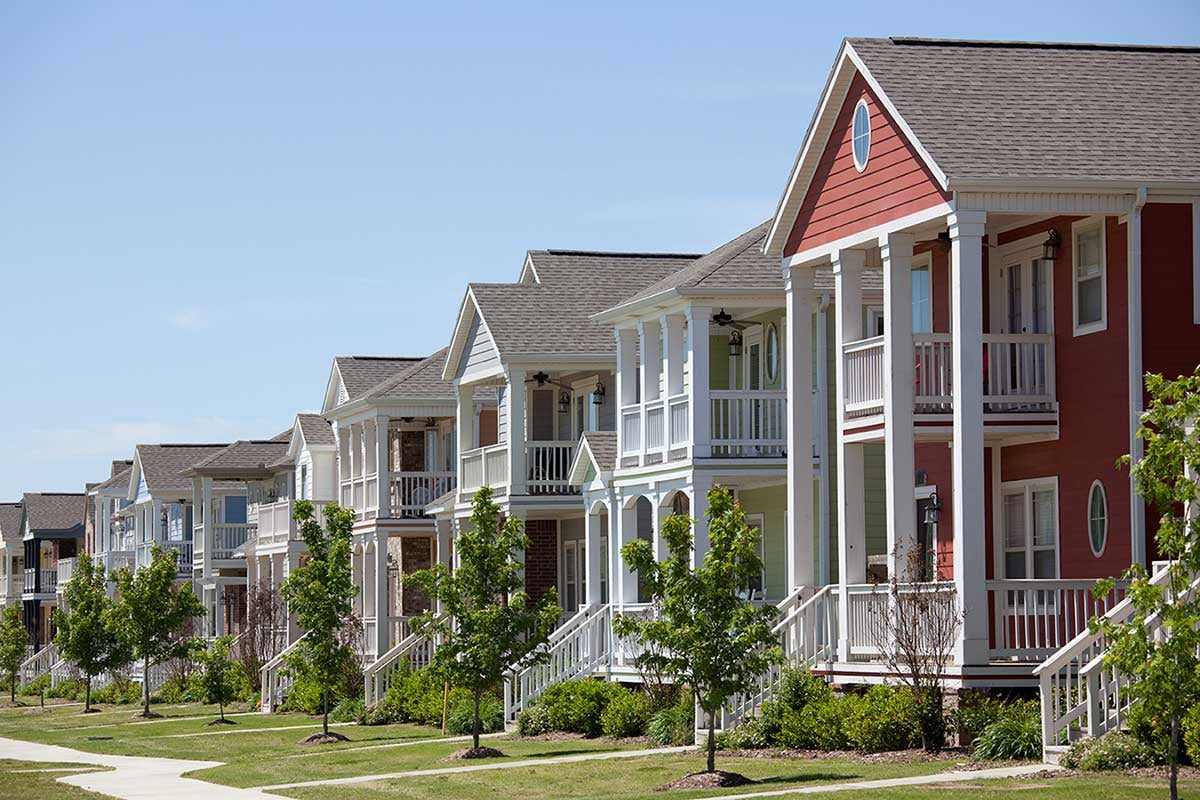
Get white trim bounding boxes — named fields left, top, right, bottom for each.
left=765, top=322, right=780, bottom=385
left=998, top=476, right=1060, bottom=580
left=782, top=202, right=954, bottom=270
left=1071, top=216, right=1108, bottom=337
left=851, top=98, right=871, bottom=172
left=1087, top=479, right=1109, bottom=558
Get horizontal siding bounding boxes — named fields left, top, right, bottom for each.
left=785, top=73, right=948, bottom=257
left=455, top=312, right=501, bottom=381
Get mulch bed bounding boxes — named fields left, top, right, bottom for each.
left=205, top=718, right=238, bottom=726
left=300, top=731, right=350, bottom=745
left=720, top=747, right=969, bottom=764
left=656, top=771, right=754, bottom=791
left=446, top=746, right=507, bottom=760
left=132, top=711, right=163, bottom=720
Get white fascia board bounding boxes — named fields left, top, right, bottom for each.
left=590, top=287, right=683, bottom=324
left=321, top=362, right=345, bottom=415
left=441, top=288, right=494, bottom=383
left=782, top=202, right=954, bottom=269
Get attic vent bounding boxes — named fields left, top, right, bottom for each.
left=336, top=380, right=349, bottom=405
left=852, top=99, right=871, bottom=172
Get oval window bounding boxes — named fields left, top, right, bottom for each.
left=852, top=99, right=871, bottom=171
left=1088, top=481, right=1108, bottom=556
left=765, top=323, right=780, bottom=384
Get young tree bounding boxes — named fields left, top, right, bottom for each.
left=53, top=554, right=132, bottom=712
left=0, top=605, right=26, bottom=702
left=113, top=545, right=204, bottom=717
left=237, top=579, right=284, bottom=688
left=868, top=545, right=961, bottom=750
left=1098, top=368, right=1200, bottom=800
left=280, top=500, right=356, bottom=741
left=613, top=486, right=781, bottom=778
left=410, top=486, right=560, bottom=755
left=195, top=635, right=239, bottom=724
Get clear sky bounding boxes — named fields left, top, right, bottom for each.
left=1, top=1, right=1197, bottom=500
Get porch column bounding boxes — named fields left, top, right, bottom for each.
left=618, top=497, right=640, bottom=608
left=663, top=314, right=685, bottom=397
left=1128, top=193, right=1147, bottom=567
left=785, top=265, right=815, bottom=588
left=686, top=305, right=712, bottom=459
left=374, top=533, right=390, bottom=654
left=456, top=384, right=475, bottom=497
left=691, top=481, right=710, bottom=567
left=584, top=504, right=604, bottom=605
left=507, top=369, right=527, bottom=495
left=949, top=209, right=989, bottom=665
left=882, top=232, right=918, bottom=580
left=376, top=414, right=391, bottom=519
left=638, top=320, right=662, bottom=465
left=345, top=423, right=357, bottom=507
left=833, top=248, right=867, bottom=661
left=214, top=583, right=226, bottom=637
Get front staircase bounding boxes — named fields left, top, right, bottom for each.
left=363, top=617, right=445, bottom=707
left=260, top=632, right=308, bottom=712
left=503, top=603, right=612, bottom=723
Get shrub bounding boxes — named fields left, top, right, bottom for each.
left=331, top=697, right=365, bottom=723
left=447, top=693, right=504, bottom=736
left=842, top=685, right=920, bottom=753
left=1060, top=731, right=1160, bottom=771
left=973, top=715, right=1042, bottom=761
left=540, top=679, right=625, bottom=736
left=774, top=696, right=850, bottom=751
left=516, top=703, right=552, bottom=737
left=372, top=665, right=448, bottom=727
left=776, top=667, right=834, bottom=710
left=647, top=689, right=695, bottom=747
left=1184, top=704, right=1200, bottom=765
left=47, top=678, right=83, bottom=700
left=601, top=690, right=652, bottom=738
left=954, top=693, right=1012, bottom=745
left=92, top=678, right=141, bottom=706
left=721, top=716, right=770, bottom=750
left=22, top=673, right=51, bottom=698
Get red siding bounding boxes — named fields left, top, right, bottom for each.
left=784, top=74, right=949, bottom=257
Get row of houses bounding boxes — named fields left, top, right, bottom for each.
left=3, top=37, right=1199, bottom=741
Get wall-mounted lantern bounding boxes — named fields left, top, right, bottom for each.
left=1042, top=228, right=1061, bottom=262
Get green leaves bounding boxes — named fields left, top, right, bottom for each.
left=195, top=635, right=239, bottom=720
left=0, top=605, right=26, bottom=700
left=53, top=554, right=131, bottom=709
left=113, top=546, right=205, bottom=665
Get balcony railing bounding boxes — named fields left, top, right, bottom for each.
left=340, top=473, right=379, bottom=518
left=137, top=540, right=193, bottom=574
left=102, top=551, right=135, bottom=576
left=621, top=393, right=690, bottom=462
left=711, top=390, right=787, bottom=457
left=390, top=472, right=456, bottom=518
left=527, top=441, right=577, bottom=495
left=988, top=578, right=1127, bottom=660
left=206, top=523, right=254, bottom=560
left=842, top=333, right=1056, bottom=419
left=56, top=558, right=75, bottom=589
left=461, top=443, right=509, bottom=494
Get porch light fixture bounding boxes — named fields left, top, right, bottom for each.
left=924, top=491, right=943, bottom=525
left=558, top=391, right=571, bottom=414
left=160, top=505, right=169, bottom=531
left=728, top=328, right=744, bottom=358
left=592, top=380, right=606, bottom=405
left=1042, top=228, right=1061, bottom=262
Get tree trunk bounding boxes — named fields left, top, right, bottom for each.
left=142, top=655, right=150, bottom=716
left=707, top=711, right=716, bottom=773
left=219, top=700, right=225, bottom=723
left=1170, top=715, right=1180, bottom=800
left=85, top=675, right=92, bottom=713
left=322, top=686, right=329, bottom=735
left=473, top=689, right=482, bottom=751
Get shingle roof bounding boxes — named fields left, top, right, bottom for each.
left=135, top=444, right=229, bottom=496
left=848, top=37, right=1200, bottom=183
left=0, top=502, right=23, bottom=541
left=335, top=357, right=424, bottom=401
left=21, top=493, right=86, bottom=534
left=363, top=348, right=455, bottom=401
left=110, top=460, right=133, bottom=477
left=296, top=414, right=335, bottom=447
left=92, top=463, right=133, bottom=494
left=580, top=431, right=617, bottom=473
left=186, top=440, right=292, bottom=476
left=469, top=252, right=693, bottom=358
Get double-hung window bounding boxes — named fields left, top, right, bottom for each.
left=1002, top=478, right=1059, bottom=580
left=1073, top=219, right=1106, bottom=335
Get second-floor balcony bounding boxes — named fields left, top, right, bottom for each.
left=23, top=566, right=56, bottom=594
left=842, top=332, right=1057, bottom=425
left=194, top=522, right=254, bottom=561
left=137, top=540, right=192, bottom=575
left=254, top=499, right=314, bottom=549
left=56, top=558, right=75, bottom=589
left=460, top=441, right=577, bottom=497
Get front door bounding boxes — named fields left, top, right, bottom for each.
left=992, top=246, right=1053, bottom=400
left=562, top=539, right=586, bottom=614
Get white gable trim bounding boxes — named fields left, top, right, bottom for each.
left=322, top=362, right=348, bottom=414
left=764, top=40, right=949, bottom=258
left=518, top=253, right=541, bottom=285
left=441, top=288, right=503, bottom=383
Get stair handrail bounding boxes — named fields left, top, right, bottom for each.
left=363, top=614, right=447, bottom=707
left=504, top=602, right=610, bottom=722
left=259, top=631, right=308, bottom=712
left=19, top=643, right=57, bottom=685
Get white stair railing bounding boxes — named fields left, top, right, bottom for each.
left=260, top=631, right=308, bottom=713
left=716, top=585, right=838, bottom=731
left=20, top=643, right=57, bottom=686
left=363, top=616, right=446, bottom=707
left=504, top=603, right=611, bottom=722
left=1035, top=564, right=1181, bottom=755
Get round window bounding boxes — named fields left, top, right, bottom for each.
left=766, top=323, right=780, bottom=384
left=852, top=99, right=871, bottom=171
left=1088, top=481, right=1108, bottom=556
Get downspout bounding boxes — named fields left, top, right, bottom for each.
left=816, top=293, right=833, bottom=585
left=1128, top=186, right=1148, bottom=567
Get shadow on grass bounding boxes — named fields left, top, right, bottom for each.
left=750, top=771, right=862, bottom=786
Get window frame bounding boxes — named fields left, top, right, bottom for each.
left=1072, top=217, right=1107, bottom=337
left=911, top=252, right=933, bottom=334
left=852, top=98, right=871, bottom=172
left=765, top=322, right=780, bottom=385
left=1088, top=479, right=1109, bottom=557
left=999, top=476, right=1060, bottom=580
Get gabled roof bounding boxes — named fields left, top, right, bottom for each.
left=21, top=492, right=86, bottom=535
left=296, top=413, right=336, bottom=448
left=568, top=431, right=618, bottom=486
left=184, top=440, right=292, bottom=478
left=92, top=461, right=134, bottom=494
left=132, top=443, right=229, bottom=498
left=325, top=356, right=423, bottom=411
left=362, top=348, right=456, bottom=401
left=0, top=502, right=23, bottom=541
left=766, top=36, right=1200, bottom=256
left=109, top=460, right=133, bottom=477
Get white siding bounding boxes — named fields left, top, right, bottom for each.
left=455, top=312, right=501, bottom=382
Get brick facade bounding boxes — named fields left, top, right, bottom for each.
left=524, top=519, right=558, bottom=602
left=400, top=536, right=432, bottom=615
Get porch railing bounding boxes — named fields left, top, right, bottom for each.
left=504, top=603, right=611, bottom=722
left=364, top=617, right=445, bottom=707
left=20, top=643, right=57, bottom=685
left=261, top=631, right=308, bottom=712
left=710, top=390, right=787, bottom=457
left=989, top=579, right=1127, bottom=660
left=56, top=558, right=76, bottom=589
left=527, top=441, right=577, bottom=495
left=390, top=472, right=455, bottom=518
left=844, top=581, right=958, bottom=658
left=138, top=541, right=193, bottom=573
left=40, top=568, right=57, bottom=593
left=461, top=443, right=509, bottom=494
left=340, top=473, right=379, bottom=518
left=208, top=523, right=254, bottom=560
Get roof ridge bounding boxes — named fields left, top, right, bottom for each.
left=338, top=355, right=422, bottom=361
left=883, top=36, right=1200, bottom=54
left=144, top=443, right=228, bottom=448
left=536, top=249, right=700, bottom=259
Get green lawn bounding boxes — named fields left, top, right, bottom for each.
left=0, top=759, right=110, bottom=800
left=801, top=773, right=1200, bottom=799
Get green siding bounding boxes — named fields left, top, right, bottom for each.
left=738, top=484, right=787, bottom=602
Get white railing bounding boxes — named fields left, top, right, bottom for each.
left=612, top=603, right=656, bottom=669
left=22, top=568, right=35, bottom=593
left=844, top=581, right=958, bottom=658
left=1035, top=566, right=1182, bottom=753
left=20, top=643, right=57, bottom=685
left=364, top=617, right=445, bottom=707
left=461, top=443, right=509, bottom=494
left=340, top=473, right=379, bottom=518
left=56, top=558, right=76, bottom=588
left=527, top=441, right=577, bottom=495
left=620, top=393, right=691, bottom=464
left=129, top=659, right=170, bottom=695
left=504, top=603, right=611, bottom=722
left=843, top=333, right=1057, bottom=419
left=718, top=585, right=839, bottom=730
left=390, top=472, right=455, bottom=518
left=260, top=631, right=309, bottom=712
left=40, top=568, right=57, bottom=593
left=710, top=390, right=787, bottom=457
left=620, top=404, right=642, bottom=457
left=209, top=523, right=254, bottom=560
left=102, top=550, right=135, bottom=577
left=989, top=579, right=1127, bottom=660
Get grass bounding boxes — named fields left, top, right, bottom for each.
left=800, top=773, right=1200, bottom=799
left=0, top=759, right=111, bottom=800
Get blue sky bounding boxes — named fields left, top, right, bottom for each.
left=1, top=1, right=1197, bottom=500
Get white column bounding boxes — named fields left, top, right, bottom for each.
left=374, top=533, right=389, bottom=653
left=615, top=327, right=638, bottom=462
left=785, top=265, right=815, bottom=588
left=619, top=498, right=640, bottom=608
left=638, top=320, right=662, bottom=465
left=691, top=481, right=710, bottom=567
left=215, top=583, right=226, bottom=636
left=686, top=305, right=712, bottom=458
left=833, top=248, right=866, bottom=661
left=663, top=314, right=685, bottom=398
left=376, top=414, right=391, bottom=518
left=456, top=383, right=475, bottom=497
left=1128, top=195, right=1147, bottom=567
left=584, top=505, right=603, bottom=605
left=882, top=233, right=918, bottom=580
left=949, top=209, right=989, bottom=665
left=507, top=369, right=527, bottom=494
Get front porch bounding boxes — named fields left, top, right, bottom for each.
left=337, top=415, right=458, bottom=519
